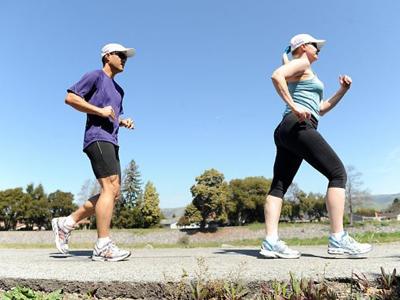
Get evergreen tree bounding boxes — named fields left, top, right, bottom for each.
left=113, top=160, right=143, bottom=228
left=141, top=181, right=161, bottom=228
left=121, top=160, right=143, bottom=208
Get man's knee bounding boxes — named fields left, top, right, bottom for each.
left=100, top=175, right=120, bottom=198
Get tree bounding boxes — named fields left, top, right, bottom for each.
left=112, top=160, right=144, bottom=229
left=387, top=198, right=400, bottom=213
left=345, top=165, right=371, bottom=226
left=77, top=179, right=100, bottom=205
left=25, top=184, right=50, bottom=230
left=228, top=177, right=271, bottom=225
left=48, top=190, right=77, bottom=219
left=178, top=203, right=202, bottom=226
left=190, top=169, right=229, bottom=229
left=121, top=160, right=143, bottom=208
left=0, top=188, right=31, bottom=230
left=140, top=181, right=161, bottom=228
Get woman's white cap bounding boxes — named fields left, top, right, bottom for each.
left=101, top=43, right=136, bottom=58
left=290, top=34, right=326, bottom=53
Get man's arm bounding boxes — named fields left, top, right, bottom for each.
left=65, top=92, right=115, bottom=120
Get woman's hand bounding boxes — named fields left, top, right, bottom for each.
left=339, top=75, right=352, bottom=91
left=292, top=104, right=311, bottom=122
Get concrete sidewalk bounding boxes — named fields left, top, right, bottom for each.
left=1, top=243, right=399, bottom=282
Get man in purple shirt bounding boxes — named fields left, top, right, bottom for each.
left=51, top=43, right=135, bottom=261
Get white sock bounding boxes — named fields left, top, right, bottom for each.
left=265, top=235, right=279, bottom=245
left=331, top=231, right=345, bottom=240
left=96, top=237, right=111, bottom=248
left=64, top=216, right=76, bottom=229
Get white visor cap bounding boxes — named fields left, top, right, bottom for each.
left=101, top=43, right=136, bottom=58
left=290, top=34, right=325, bottom=53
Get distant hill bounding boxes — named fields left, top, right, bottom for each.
left=368, top=193, right=400, bottom=210
left=161, top=207, right=185, bottom=219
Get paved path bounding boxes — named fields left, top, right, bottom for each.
left=1, top=243, right=399, bottom=283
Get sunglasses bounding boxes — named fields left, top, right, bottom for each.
left=110, top=51, right=127, bottom=60
left=307, top=43, right=320, bottom=54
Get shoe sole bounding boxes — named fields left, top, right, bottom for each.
left=92, top=251, right=131, bottom=262
left=327, top=246, right=372, bottom=256
left=51, top=218, right=68, bottom=254
left=259, top=248, right=300, bottom=259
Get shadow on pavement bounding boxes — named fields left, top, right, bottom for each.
left=301, top=253, right=368, bottom=260
left=49, top=250, right=92, bottom=259
left=214, top=249, right=262, bottom=258
left=215, top=249, right=370, bottom=260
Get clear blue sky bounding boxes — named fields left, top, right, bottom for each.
left=1, top=1, right=399, bottom=208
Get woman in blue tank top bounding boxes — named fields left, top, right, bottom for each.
left=260, top=34, right=372, bottom=259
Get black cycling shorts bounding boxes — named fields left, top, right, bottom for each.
left=84, top=141, right=121, bottom=179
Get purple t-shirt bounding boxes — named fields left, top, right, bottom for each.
left=68, top=70, right=124, bottom=150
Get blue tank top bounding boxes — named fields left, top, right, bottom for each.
left=283, top=75, right=324, bottom=120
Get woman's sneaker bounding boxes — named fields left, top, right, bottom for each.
left=51, top=217, right=73, bottom=254
left=328, top=232, right=372, bottom=256
left=260, top=239, right=301, bottom=259
left=92, top=241, right=131, bottom=262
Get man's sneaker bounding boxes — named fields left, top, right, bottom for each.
left=260, top=239, right=301, bottom=259
left=51, top=217, right=73, bottom=254
left=92, top=241, right=131, bottom=262
left=328, top=232, right=372, bottom=256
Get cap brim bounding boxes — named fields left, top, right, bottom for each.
left=315, top=40, right=326, bottom=50
left=124, top=48, right=136, bottom=58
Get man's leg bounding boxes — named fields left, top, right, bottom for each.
left=95, top=175, right=120, bottom=238
left=70, top=194, right=100, bottom=223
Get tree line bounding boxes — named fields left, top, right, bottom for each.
left=0, top=160, right=162, bottom=230
left=178, top=169, right=328, bottom=229
left=1, top=164, right=397, bottom=231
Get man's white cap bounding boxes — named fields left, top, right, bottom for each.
left=101, top=43, right=136, bottom=58
left=290, top=34, right=325, bottom=53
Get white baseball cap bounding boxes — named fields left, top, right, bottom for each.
left=289, top=34, right=325, bottom=53
left=101, top=43, right=136, bottom=58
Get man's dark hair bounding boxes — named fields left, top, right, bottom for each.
left=102, top=55, right=107, bottom=66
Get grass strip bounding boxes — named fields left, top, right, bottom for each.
left=1, top=231, right=399, bottom=249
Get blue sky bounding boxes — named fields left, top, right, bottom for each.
left=1, top=1, right=399, bottom=208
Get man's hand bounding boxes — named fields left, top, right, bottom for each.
left=99, top=106, right=115, bottom=120
left=119, top=118, right=135, bottom=129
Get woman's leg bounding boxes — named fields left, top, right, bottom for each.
left=266, top=146, right=302, bottom=236
left=294, top=127, right=347, bottom=233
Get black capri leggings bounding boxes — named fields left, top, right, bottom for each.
left=268, top=112, right=347, bottom=198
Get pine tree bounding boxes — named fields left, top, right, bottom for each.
left=121, top=160, right=143, bottom=208
left=141, top=181, right=161, bottom=228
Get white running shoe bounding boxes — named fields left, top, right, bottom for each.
left=328, top=232, right=372, bottom=256
left=92, top=241, right=131, bottom=262
left=51, top=217, right=73, bottom=254
left=260, top=239, right=301, bottom=259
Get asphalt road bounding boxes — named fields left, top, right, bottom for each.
left=1, top=243, right=399, bottom=283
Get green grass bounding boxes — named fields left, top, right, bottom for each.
left=2, top=231, right=400, bottom=250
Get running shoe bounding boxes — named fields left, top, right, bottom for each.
left=51, top=217, right=73, bottom=254
left=92, top=241, right=131, bottom=262
left=260, top=239, right=301, bottom=259
left=328, top=232, right=372, bottom=256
